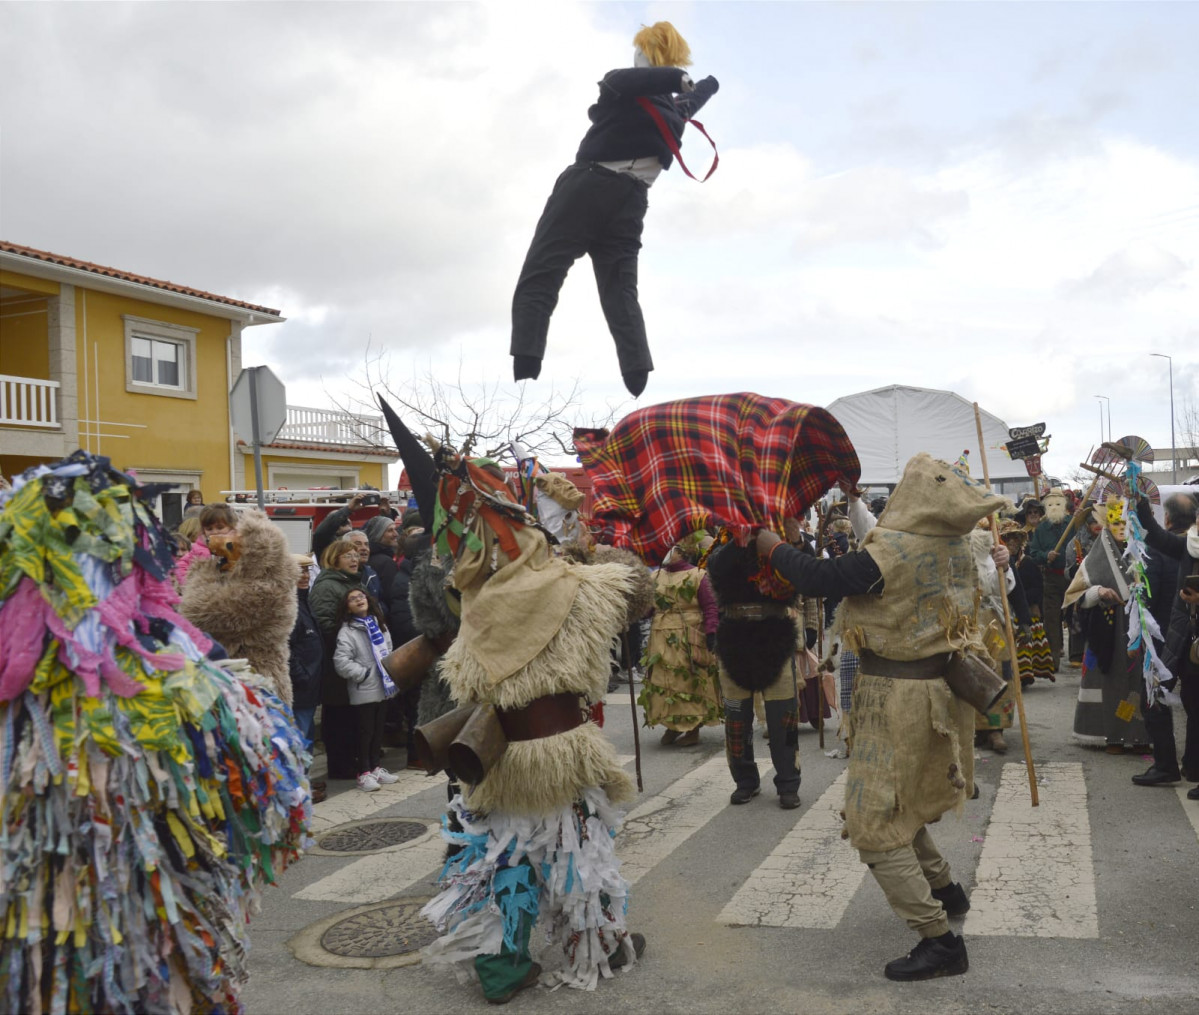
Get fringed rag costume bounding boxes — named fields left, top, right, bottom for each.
left=407, top=440, right=642, bottom=997
left=0, top=452, right=311, bottom=1014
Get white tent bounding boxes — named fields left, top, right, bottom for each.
left=826, top=385, right=1032, bottom=490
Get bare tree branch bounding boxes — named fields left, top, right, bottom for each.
left=324, top=339, right=626, bottom=466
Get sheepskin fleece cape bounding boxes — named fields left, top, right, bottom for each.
left=180, top=510, right=298, bottom=705
left=442, top=559, right=636, bottom=816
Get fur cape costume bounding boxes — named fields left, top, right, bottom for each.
left=377, top=399, right=644, bottom=992
left=180, top=509, right=299, bottom=706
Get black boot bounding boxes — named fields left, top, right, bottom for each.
left=884, top=932, right=968, bottom=981
left=607, top=932, right=646, bottom=970
left=622, top=369, right=648, bottom=397
left=513, top=355, right=542, bottom=381
left=931, top=881, right=970, bottom=917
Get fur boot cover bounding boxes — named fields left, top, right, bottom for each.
left=180, top=509, right=298, bottom=705
left=441, top=560, right=636, bottom=816
left=707, top=542, right=799, bottom=693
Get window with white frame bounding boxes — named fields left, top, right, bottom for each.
left=123, top=315, right=199, bottom=400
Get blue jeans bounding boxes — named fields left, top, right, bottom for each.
left=293, top=706, right=316, bottom=747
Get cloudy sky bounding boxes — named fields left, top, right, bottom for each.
left=3, top=1, right=1196, bottom=486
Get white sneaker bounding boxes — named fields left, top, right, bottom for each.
left=356, top=772, right=381, bottom=792
left=371, top=766, right=399, bottom=785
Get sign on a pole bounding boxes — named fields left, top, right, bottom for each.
left=1008, top=422, right=1046, bottom=440
left=1005, top=436, right=1041, bottom=460
left=230, top=366, right=287, bottom=446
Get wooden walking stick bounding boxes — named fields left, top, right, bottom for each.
left=974, top=404, right=1040, bottom=806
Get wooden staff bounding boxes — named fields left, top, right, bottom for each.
left=974, top=403, right=1039, bottom=806
left=813, top=502, right=832, bottom=749
left=623, top=631, right=643, bottom=792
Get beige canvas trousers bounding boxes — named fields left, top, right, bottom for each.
left=859, top=825, right=953, bottom=938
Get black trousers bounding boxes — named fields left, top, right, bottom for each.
left=355, top=701, right=386, bottom=775
left=511, top=163, right=652, bottom=374
left=1145, top=668, right=1199, bottom=776
left=321, top=703, right=359, bottom=779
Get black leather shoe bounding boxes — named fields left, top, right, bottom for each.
left=485, top=961, right=541, bottom=1004
left=608, top=932, right=646, bottom=971
left=778, top=792, right=801, bottom=810
left=884, top=933, right=968, bottom=982
left=1181, top=766, right=1199, bottom=783
left=931, top=881, right=970, bottom=917
left=1188, top=784, right=1199, bottom=801
left=730, top=786, right=761, bottom=805
left=1132, top=765, right=1180, bottom=786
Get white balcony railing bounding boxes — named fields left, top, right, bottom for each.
left=277, top=405, right=389, bottom=448
left=0, top=375, right=60, bottom=428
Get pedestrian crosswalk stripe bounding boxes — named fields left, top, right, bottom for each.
left=717, top=771, right=864, bottom=928
left=298, top=756, right=640, bottom=905
left=295, top=820, right=446, bottom=904
left=1174, top=784, right=1199, bottom=843
left=618, top=756, right=769, bottom=886
left=965, top=761, right=1098, bottom=939
left=309, top=768, right=444, bottom=834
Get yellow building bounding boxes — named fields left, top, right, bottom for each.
left=1, top=242, right=396, bottom=525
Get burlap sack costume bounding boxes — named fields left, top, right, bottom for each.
left=836, top=454, right=1009, bottom=853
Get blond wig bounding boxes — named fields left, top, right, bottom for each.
left=633, top=21, right=691, bottom=67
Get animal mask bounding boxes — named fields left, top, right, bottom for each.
left=1042, top=489, right=1068, bottom=525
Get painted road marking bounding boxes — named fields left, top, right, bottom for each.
left=1174, top=783, right=1199, bottom=843
left=618, top=756, right=771, bottom=885
left=965, top=761, right=1098, bottom=938
left=299, top=756, right=639, bottom=904
left=717, top=771, right=862, bottom=928
left=295, top=820, right=447, bottom=903
left=309, top=768, right=445, bottom=833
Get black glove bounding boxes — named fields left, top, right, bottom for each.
left=1136, top=495, right=1154, bottom=527
left=705, top=632, right=717, bottom=652
left=805, top=628, right=818, bottom=650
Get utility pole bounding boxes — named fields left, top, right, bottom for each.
left=1150, top=353, right=1176, bottom=484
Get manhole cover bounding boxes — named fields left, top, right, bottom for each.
left=316, top=819, right=428, bottom=854
left=289, top=896, right=438, bottom=969
left=319, top=899, right=439, bottom=959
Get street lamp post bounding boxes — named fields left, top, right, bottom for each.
left=1150, top=353, right=1176, bottom=484
left=1094, top=395, right=1111, bottom=444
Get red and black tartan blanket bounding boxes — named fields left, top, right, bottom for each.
left=573, top=392, right=860, bottom=565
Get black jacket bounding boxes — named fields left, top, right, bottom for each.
left=387, top=556, right=420, bottom=648
left=312, top=505, right=353, bottom=561
left=575, top=67, right=719, bottom=170
left=1139, top=500, right=1198, bottom=676
left=288, top=590, right=324, bottom=710
left=368, top=544, right=399, bottom=611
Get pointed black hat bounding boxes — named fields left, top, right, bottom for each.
left=377, top=394, right=438, bottom=523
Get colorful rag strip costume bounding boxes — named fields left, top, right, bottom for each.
left=0, top=452, right=311, bottom=1014
left=573, top=392, right=859, bottom=564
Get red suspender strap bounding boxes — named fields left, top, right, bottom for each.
left=635, top=96, right=719, bottom=182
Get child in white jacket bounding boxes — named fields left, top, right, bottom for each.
left=334, top=588, right=399, bottom=792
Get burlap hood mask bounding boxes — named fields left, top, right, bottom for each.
left=873, top=453, right=1011, bottom=537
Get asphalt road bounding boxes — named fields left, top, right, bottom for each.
left=242, top=666, right=1199, bottom=1015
